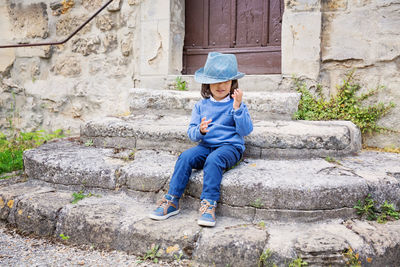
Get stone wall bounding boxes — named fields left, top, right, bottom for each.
left=0, top=0, right=399, bottom=147
left=282, top=0, right=400, bottom=148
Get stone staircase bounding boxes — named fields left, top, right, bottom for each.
left=1, top=86, right=400, bottom=266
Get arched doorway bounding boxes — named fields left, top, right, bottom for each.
left=183, top=0, right=283, bottom=75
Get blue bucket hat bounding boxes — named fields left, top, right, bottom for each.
left=194, top=52, right=245, bottom=84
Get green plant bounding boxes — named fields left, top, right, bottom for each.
left=258, top=249, right=277, bottom=267
left=59, top=233, right=70, bottom=240
left=293, top=71, right=396, bottom=135
left=175, top=76, right=188, bottom=91
left=258, top=221, right=266, bottom=229
left=0, top=129, right=64, bottom=175
left=84, top=139, right=94, bottom=147
left=354, top=194, right=378, bottom=221
left=140, top=244, right=162, bottom=263
left=251, top=198, right=264, bottom=208
left=377, top=201, right=399, bottom=223
left=71, top=190, right=96, bottom=204
left=174, top=252, right=183, bottom=262
left=325, top=156, right=341, bottom=165
left=288, top=257, right=308, bottom=267
left=343, top=247, right=361, bottom=267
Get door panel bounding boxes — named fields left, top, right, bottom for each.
left=236, top=0, right=265, bottom=47
left=209, top=0, right=233, bottom=47
left=183, top=0, right=283, bottom=75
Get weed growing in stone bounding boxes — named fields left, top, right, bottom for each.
left=175, top=76, right=188, bottom=91
left=138, top=244, right=161, bottom=263
left=0, top=129, right=64, bottom=175
left=251, top=198, right=264, bottom=208
left=71, top=190, right=97, bottom=204
left=84, top=139, right=94, bottom=147
left=354, top=194, right=378, bottom=221
left=288, top=257, right=308, bottom=267
left=258, top=249, right=277, bottom=267
left=174, top=252, right=183, bottom=262
left=258, top=221, right=266, bottom=229
left=59, top=233, right=70, bottom=240
left=293, top=71, right=396, bottom=135
left=377, top=201, right=399, bottom=223
left=354, top=195, right=399, bottom=223
left=342, top=247, right=361, bottom=267
left=325, top=156, right=341, bottom=165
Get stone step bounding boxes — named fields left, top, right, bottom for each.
left=80, top=114, right=362, bottom=159
left=1, top=180, right=399, bottom=266
left=129, top=88, right=301, bottom=120
left=23, top=139, right=400, bottom=223
left=165, top=74, right=286, bottom=92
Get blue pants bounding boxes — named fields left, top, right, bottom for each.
left=167, top=144, right=242, bottom=201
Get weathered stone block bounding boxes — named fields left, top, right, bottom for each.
left=103, top=33, right=118, bottom=52
left=0, top=183, right=53, bottom=221
left=140, top=19, right=170, bottom=75
left=0, top=49, right=15, bottom=73
left=71, top=36, right=101, bottom=56
left=14, top=191, right=72, bottom=236
left=24, top=140, right=127, bottom=189
left=56, top=14, right=91, bottom=36
left=285, top=0, right=320, bottom=11
left=96, top=14, right=115, bottom=31
left=52, top=56, right=81, bottom=77
left=107, top=0, right=122, bottom=11
left=7, top=2, right=49, bottom=39
left=15, top=46, right=52, bottom=59
left=282, top=10, right=321, bottom=80
left=186, top=158, right=370, bottom=210
left=322, top=0, right=348, bottom=11
left=120, top=150, right=176, bottom=192
left=82, top=0, right=103, bottom=11
left=140, top=0, right=170, bottom=21
left=193, top=223, right=268, bottom=267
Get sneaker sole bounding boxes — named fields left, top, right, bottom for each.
left=149, top=210, right=180, bottom=220
left=197, top=219, right=216, bottom=227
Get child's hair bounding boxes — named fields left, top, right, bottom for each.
left=201, top=80, right=238, bottom=99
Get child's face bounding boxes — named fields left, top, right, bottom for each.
left=210, top=80, right=232, bottom=101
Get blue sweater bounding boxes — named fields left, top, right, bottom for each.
left=187, top=98, right=253, bottom=153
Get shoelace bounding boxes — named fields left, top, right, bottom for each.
left=158, top=197, right=173, bottom=208
left=199, top=201, right=215, bottom=214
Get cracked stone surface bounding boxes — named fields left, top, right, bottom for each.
left=0, top=182, right=399, bottom=266
left=24, top=139, right=128, bottom=190
left=129, top=88, right=301, bottom=120
left=80, top=115, right=361, bottom=159
left=23, top=140, right=400, bottom=223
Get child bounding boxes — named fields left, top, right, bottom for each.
left=149, top=52, right=253, bottom=227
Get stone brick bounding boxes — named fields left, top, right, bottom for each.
left=53, top=56, right=82, bottom=77
left=7, top=2, right=49, bottom=39
left=96, top=14, right=115, bottom=31
left=71, top=36, right=101, bottom=56
left=56, top=14, right=91, bottom=36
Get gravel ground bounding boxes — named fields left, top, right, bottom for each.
left=0, top=225, right=191, bottom=267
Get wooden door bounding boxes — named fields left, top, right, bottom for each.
left=183, top=0, right=283, bottom=75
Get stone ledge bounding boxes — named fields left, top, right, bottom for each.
left=80, top=115, right=362, bottom=158
left=0, top=182, right=399, bottom=266
left=129, top=88, right=301, bottom=120
left=23, top=140, right=400, bottom=219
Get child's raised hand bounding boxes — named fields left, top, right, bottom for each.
left=232, top=89, right=243, bottom=110
left=200, top=117, right=212, bottom=134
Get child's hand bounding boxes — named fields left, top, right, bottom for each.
left=200, top=117, right=212, bottom=134
left=232, top=89, right=243, bottom=110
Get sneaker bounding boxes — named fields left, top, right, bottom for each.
left=149, top=194, right=180, bottom=220
left=198, top=199, right=217, bottom=227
